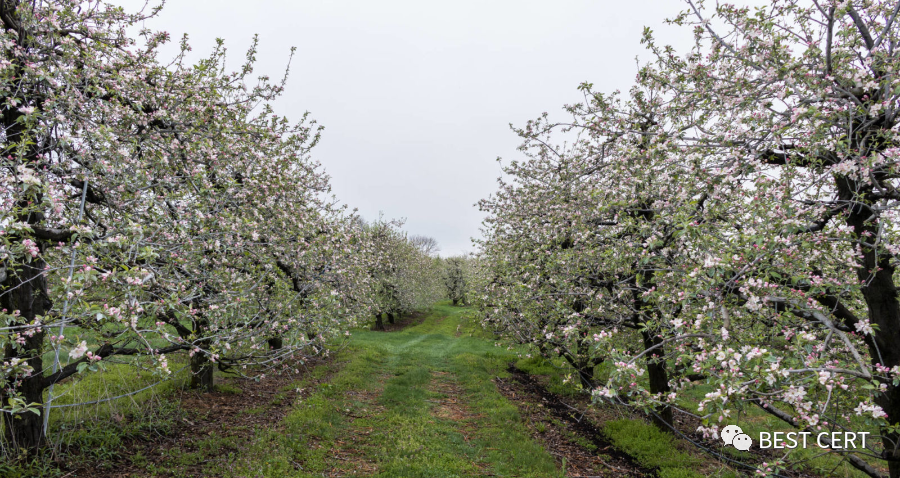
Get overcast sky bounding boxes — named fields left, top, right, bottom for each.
left=113, top=0, right=699, bottom=256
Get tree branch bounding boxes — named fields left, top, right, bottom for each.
left=874, top=1, right=900, bottom=50
left=847, top=6, right=875, bottom=50
left=826, top=6, right=835, bottom=75
left=43, top=343, right=190, bottom=387
left=30, top=226, right=75, bottom=242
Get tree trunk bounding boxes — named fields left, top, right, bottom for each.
left=0, top=7, right=51, bottom=452
left=833, top=175, right=900, bottom=477
left=630, top=267, right=674, bottom=432
left=1, top=334, right=46, bottom=452
left=570, top=323, right=597, bottom=390
left=576, top=362, right=595, bottom=390
left=852, top=232, right=900, bottom=474
left=387, top=312, right=395, bottom=325
left=373, top=313, right=385, bottom=331
left=452, top=298, right=459, bottom=306
left=1, top=258, right=51, bottom=452
left=559, top=351, right=597, bottom=390
left=190, top=350, right=214, bottom=391
left=188, top=315, right=214, bottom=391
left=642, top=329, right=673, bottom=431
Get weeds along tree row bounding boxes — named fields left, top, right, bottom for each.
left=0, top=0, right=444, bottom=456
left=474, top=1, right=900, bottom=477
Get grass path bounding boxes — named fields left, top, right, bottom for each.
left=231, top=303, right=565, bottom=478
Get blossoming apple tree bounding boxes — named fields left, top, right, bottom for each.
left=476, top=73, right=715, bottom=425
left=362, top=218, right=442, bottom=329
left=442, top=255, right=472, bottom=306
left=0, top=0, right=371, bottom=454
left=478, top=1, right=900, bottom=476
left=639, top=1, right=900, bottom=475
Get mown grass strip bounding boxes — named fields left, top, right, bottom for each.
left=227, top=303, right=563, bottom=477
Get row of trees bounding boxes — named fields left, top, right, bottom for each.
left=443, top=255, right=472, bottom=306
left=476, top=1, right=900, bottom=476
left=366, top=225, right=445, bottom=329
left=364, top=231, right=479, bottom=327
left=0, top=0, right=439, bottom=457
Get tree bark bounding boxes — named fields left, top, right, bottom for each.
left=373, top=313, right=385, bottom=331
left=190, top=350, right=214, bottom=391
left=834, top=175, right=900, bottom=477
left=0, top=3, right=49, bottom=453
left=576, top=362, right=595, bottom=390
left=1, top=258, right=51, bottom=452
left=641, top=329, right=673, bottom=431
left=387, top=312, right=395, bottom=325
left=559, top=351, right=597, bottom=390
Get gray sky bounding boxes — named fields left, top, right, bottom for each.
left=114, top=0, right=697, bottom=256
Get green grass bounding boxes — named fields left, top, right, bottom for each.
left=220, top=303, right=741, bottom=477
left=604, top=419, right=706, bottom=478
left=227, top=303, right=564, bottom=477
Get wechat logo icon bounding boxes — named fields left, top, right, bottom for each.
left=722, top=425, right=753, bottom=451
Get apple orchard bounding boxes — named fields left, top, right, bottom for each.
left=5, top=1, right=900, bottom=478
